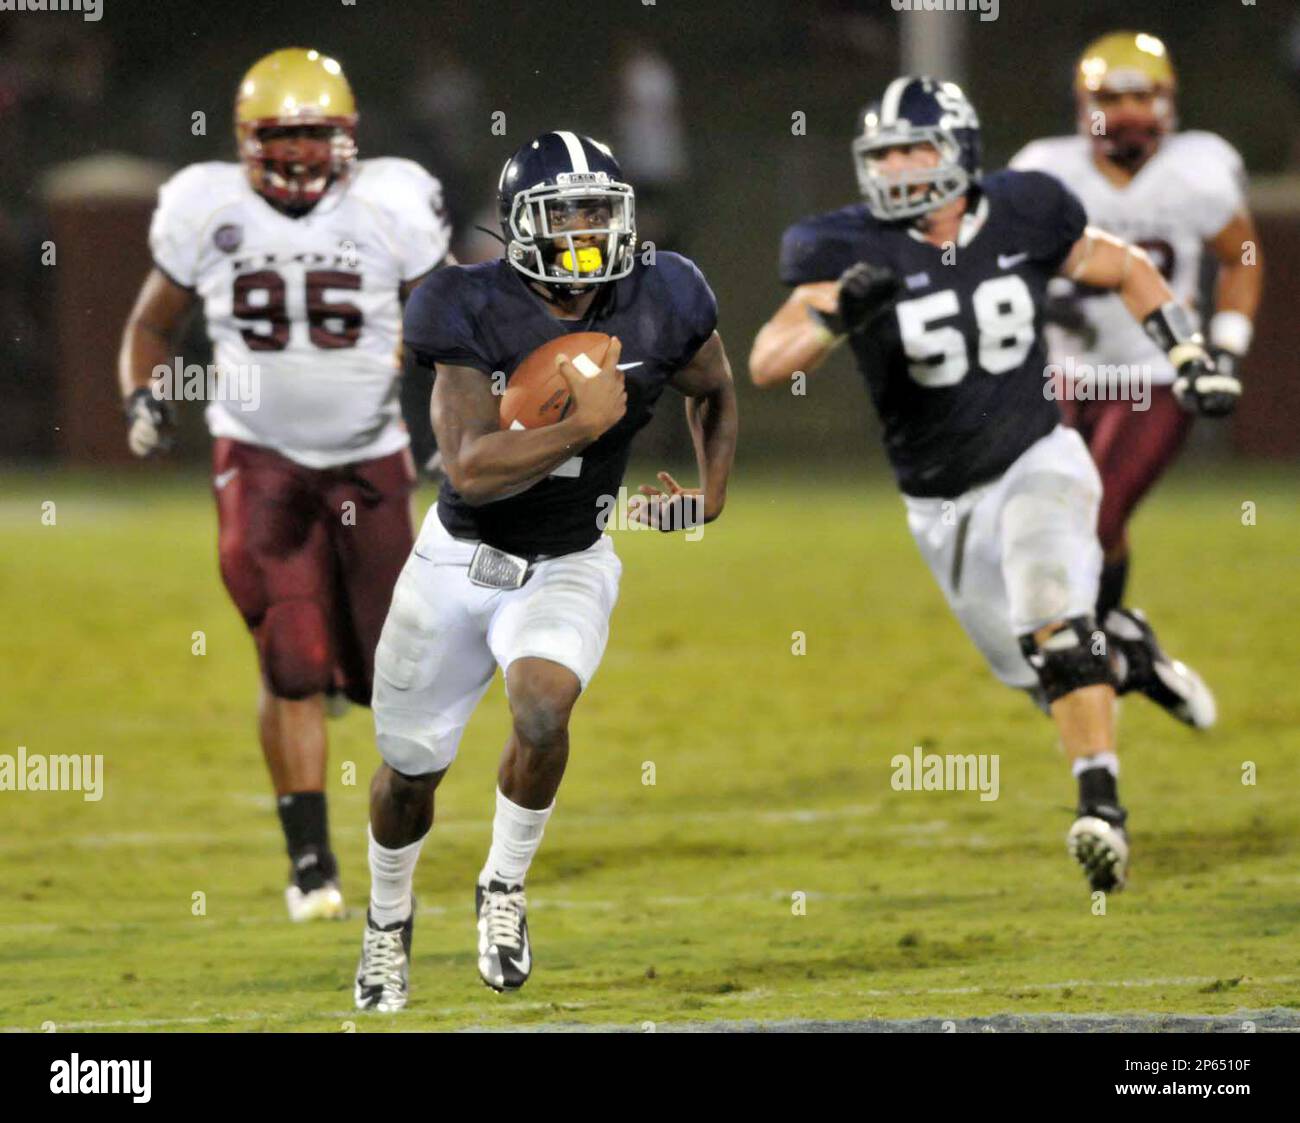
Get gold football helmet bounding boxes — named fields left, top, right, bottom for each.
left=235, top=48, right=358, bottom=210
left=1075, top=32, right=1176, bottom=168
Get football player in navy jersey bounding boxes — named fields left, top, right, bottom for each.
left=353, top=132, right=737, bottom=1010
left=751, top=78, right=1231, bottom=895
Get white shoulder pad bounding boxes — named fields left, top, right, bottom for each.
left=1172, top=130, right=1245, bottom=174
left=352, top=158, right=452, bottom=280
left=149, top=162, right=244, bottom=288
left=1167, top=131, right=1247, bottom=236
left=1009, top=136, right=1081, bottom=173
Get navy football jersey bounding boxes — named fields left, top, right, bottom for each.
left=780, top=170, right=1087, bottom=498
left=404, top=253, right=718, bottom=556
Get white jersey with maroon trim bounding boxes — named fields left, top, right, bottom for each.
left=149, top=157, right=450, bottom=467
left=1010, top=131, right=1245, bottom=385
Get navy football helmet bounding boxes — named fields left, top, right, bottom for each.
left=497, top=131, right=637, bottom=293
left=852, top=76, right=982, bottom=222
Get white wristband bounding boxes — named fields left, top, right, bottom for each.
left=1209, top=310, right=1253, bottom=357
left=1168, top=342, right=1208, bottom=371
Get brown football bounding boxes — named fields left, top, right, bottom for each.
left=499, top=332, right=613, bottom=430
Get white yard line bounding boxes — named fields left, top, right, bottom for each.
left=0, top=801, right=890, bottom=855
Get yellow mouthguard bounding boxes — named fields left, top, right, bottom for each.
left=560, top=246, right=603, bottom=274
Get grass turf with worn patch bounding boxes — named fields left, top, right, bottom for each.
left=1, top=465, right=1297, bottom=1031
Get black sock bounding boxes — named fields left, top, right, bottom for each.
left=1076, top=766, right=1123, bottom=821
left=1096, top=556, right=1130, bottom=621
left=277, top=792, right=336, bottom=890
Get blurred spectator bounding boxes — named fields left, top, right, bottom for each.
left=810, top=0, right=894, bottom=65
left=404, top=44, right=486, bottom=242
left=614, top=40, right=688, bottom=251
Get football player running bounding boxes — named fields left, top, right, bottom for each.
left=352, top=132, right=737, bottom=1010
left=1011, top=32, right=1261, bottom=714
left=118, top=49, right=452, bottom=921
left=750, top=77, right=1230, bottom=893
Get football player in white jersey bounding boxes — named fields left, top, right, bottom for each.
left=117, top=48, right=452, bottom=921
left=1012, top=31, right=1260, bottom=721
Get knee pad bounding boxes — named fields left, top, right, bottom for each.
left=374, top=730, right=448, bottom=779
left=1018, top=615, right=1114, bottom=704
left=259, top=599, right=333, bottom=699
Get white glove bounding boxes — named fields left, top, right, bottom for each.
left=124, top=387, right=175, bottom=457
left=1171, top=355, right=1241, bottom=418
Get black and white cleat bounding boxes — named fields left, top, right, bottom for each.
left=285, top=848, right=346, bottom=921
left=1068, top=806, right=1130, bottom=893
left=354, top=900, right=414, bottom=1012
left=1104, top=607, right=1217, bottom=729
left=286, top=879, right=346, bottom=921
left=476, top=879, right=531, bottom=992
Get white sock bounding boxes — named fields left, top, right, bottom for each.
left=479, top=788, right=553, bottom=888
left=1072, top=752, right=1120, bottom=778
left=368, top=826, right=423, bottom=926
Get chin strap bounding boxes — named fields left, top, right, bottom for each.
left=475, top=224, right=509, bottom=247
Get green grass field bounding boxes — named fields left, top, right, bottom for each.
left=1, top=463, right=1298, bottom=1032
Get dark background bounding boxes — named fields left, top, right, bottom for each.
left=2, top=0, right=1297, bottom=469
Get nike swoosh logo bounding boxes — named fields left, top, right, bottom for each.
left=214, top=468, right=239, bottom=490
left=508, top=938, right=531, bottom=974
left=616, top=362, right=643, bottom=371
left=998, top=252, right=1029, bottom=269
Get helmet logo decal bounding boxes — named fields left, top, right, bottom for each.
left=556, top=171, right=609, bottom=186
left=935, top=83, right=979, bottom=129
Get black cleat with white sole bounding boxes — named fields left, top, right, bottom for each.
left=1068, top=804, right=1129, bottom=893
left=476, top=879, right=530, bottom=992
left=1104, top=607, right=1216, bottom=729
left=354, top=898, right=414, bottom=1012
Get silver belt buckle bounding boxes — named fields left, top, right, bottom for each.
left=467, top=543, right=530, bottom=589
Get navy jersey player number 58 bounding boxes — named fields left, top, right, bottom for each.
left=780, top=169, right=1086, bottom=498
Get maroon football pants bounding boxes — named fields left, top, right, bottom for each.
left=1061, top=385, right=1193, bottom=559
left=213, top=438, right=415, bottom=706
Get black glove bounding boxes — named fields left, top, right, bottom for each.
left=124, top=386, right=176, bottom=457
left=1172, top=353, right=1241, bottom=418
left=1143, top=301, right=1241, bottom=419
left=1042, top=294, right=1099, bottom=350
left=836, top=261, right=903, bottom=336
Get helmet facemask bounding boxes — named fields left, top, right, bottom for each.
left=506, top=174, right=636, bottom=295
left=853, top=124, right=969, bottom=222
left=240, top=121, right=357, bottom=214
left=1081, top=84, right=1173, bottom=171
